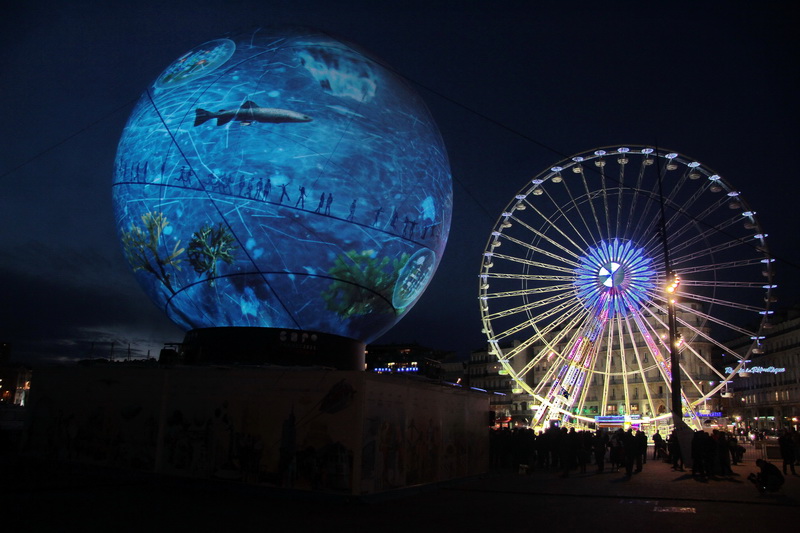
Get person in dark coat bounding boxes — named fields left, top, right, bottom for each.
left=691, top=430, right=708, bottom=478
left=622, top=428, right=637, bottom=478
left=593, top=430, right=608, bottom=473
left=668, top=429, right=684, bottom=471
left=652, top=430, right=665, bottom=460
left=635, top=429, right=648, bottom=471
left=778, top=429, right=797, bottom=475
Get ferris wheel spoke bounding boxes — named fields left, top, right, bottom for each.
left=498, top=233, right=581, bottom=268
left=675, top=303, right=753, bottom=335
left=675, top=256, right=766, bottom=275
left=627, top=171, right=666, bottom=245
left=621, top=163, right=649, bottom=240
left=483, top=283, right=575, bottom=300
left=526, top=297, right=588, bottom=329
left=547, top=177, right=600, bottom=247
left=663, top=183, right=708, bottom=235
left=680, top=342, right=730, bottom=383
left=674, top=289, right=765, bottom=313
left=487, top=299, right=578, bottom=342
left=671, top=238, right=756, bottom=268
left=614, top=157, right=626, bottom=239
left=671, top=207, right=743, bottom=252
left=679, top=279, right=766, bottom=290
left=515, top=190, right=589, bottom=250
left=576, top=166, right=607, bottom=242
left=532, top=355, right=571, bottom=398
left=483, top=290, right=576, bottom=321
left=530, top=313, right=600, bottom=402
left=627, top=304, right=673, bottom=381
left=668, top=193, right=729, bottom=238
left=624, top=317, right=665, bottom=413
left=516, top=310, right=591, bottom=375
left=528, top=306, right=594, bottom=359
left=678, top=366, right=705, bottom=399
left=488, top=252, right=577, bottom=274
left=647, top=297, right=753, bottom=355
left=597, top=162, right=613, bottom=239
left=484, top=272, right=575, bottom=282
left=508, top=214, right=585, bottom=260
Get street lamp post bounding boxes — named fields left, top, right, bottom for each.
left=656, top=153, right=685, bottom=429
left=666, top=272, right=682, bottom=426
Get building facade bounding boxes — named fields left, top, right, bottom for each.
left=726, top=307, right=800, bottom=432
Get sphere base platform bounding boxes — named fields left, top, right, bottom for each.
left=173, top=327, right=365, bottom=370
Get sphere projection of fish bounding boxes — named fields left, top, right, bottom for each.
left=112, top=27, right=453, bottom=345
left=194, top=101, right=313, bottom=126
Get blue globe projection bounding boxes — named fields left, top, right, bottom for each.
left=112, top=27, right=452, bottom=348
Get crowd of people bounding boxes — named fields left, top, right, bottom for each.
left=489, top=425, right=800, bottom=487
left=489, top=425, right=650, bottom=479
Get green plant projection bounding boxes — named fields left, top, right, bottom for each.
left=323, top=250, right=410, bottom=318
left=120, top=212, right=185, bottom=294
left=188, top=222, right=237, bottom=285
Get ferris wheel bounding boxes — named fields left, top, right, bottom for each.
left=478, top=146, right=775, bottom=429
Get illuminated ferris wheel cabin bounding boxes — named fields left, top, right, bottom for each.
left=574, top=239, right=655, bottom=318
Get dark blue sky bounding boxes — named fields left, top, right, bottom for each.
left=1, top=1, right=798, bottom=364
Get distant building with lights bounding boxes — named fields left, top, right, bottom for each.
left=466, top=340, right=534, bottom=427
left=725, top=306, right=800, bottom=432
left=365, top=343, right=451, bottom=380
left=0, top=343, right=32, bottom=407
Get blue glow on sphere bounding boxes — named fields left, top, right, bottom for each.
left=573, top=240, right=655, bottom=318
left=112, top=27, right=452, bottom=343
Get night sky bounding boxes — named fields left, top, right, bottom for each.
left=1, top=1, right=798, bottom=365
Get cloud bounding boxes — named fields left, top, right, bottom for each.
left=0, top=243, right=184, bottom=366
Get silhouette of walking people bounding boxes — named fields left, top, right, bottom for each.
left=324, top=193, right=333, bottom=215
left=241, top=179, right=252, bottom=198
left=347, top=199, right=357, bottom=221
left=315, top=193, right=326, bottom=213
left=279, top=183, right=290, bottom=204
left=373, top=206, right=383, bottom=226
left=295, top=186, right=307, bottom=209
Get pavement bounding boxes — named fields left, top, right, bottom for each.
left=3, top=442, right=798, bottom=531
left=464, top=442, right=799, bottom=504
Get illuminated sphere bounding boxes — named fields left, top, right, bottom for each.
left=112, top=27, right=452, bottom=344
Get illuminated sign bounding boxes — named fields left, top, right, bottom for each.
left=596, top=415, right=641, bottom=423
left=725, top=366, right=785, bottom=375
left=113, top=27, right=452, bottom=344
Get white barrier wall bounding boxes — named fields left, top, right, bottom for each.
left=25, top=366, right=488, bottom=495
